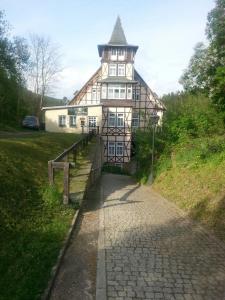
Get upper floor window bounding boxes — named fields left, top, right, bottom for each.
left=118, top=64, right=125, bottom=76
left=108, top=84, right=126, bottom=99
left=118, top=49, right=125, bottom=61
left=111, top=48, right=117, bottom=60
left=109, top=64, right=117, bottom=76
left=132, top=112, right=139, bottom=128
left=108, top=112, right=124, bottom=127
left=58, top=115, right=66, bottom=127
left=133, top=88, right=140, bottom=100
left=127, top=84, right=132, bottom=99
left=92, top=88, right=97, bottom=100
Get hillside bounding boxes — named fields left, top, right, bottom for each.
left=0, top=133, right=80, bottom=299
left=135, top=92, right=225, bottom=241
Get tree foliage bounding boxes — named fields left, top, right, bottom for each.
left=0, top=11, right=29, bottom=127
left=180, top=0, right=225, bottom=111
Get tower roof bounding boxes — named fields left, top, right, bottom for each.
left=108, top=16, right=127, bottom=45
left=97, top=17, right=138, bottom=57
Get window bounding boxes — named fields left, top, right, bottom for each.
left=92, top=88, right=97, bottom=100
left=112, top=49, right=117, bottom=56
left=109, top=64, right=117, bottom=76
left=58, top=115, right=66, bottom=127
left=108, top=142, right=115, bottom=156
left=117, top=113, right=124, bottom=127
left=118, top=49, right=125, bottom=61
left=102, top=84, right=107, bottom=99
left=118, top=64, right=125, bottom=76
left=133, top=89, right=140, bottom=100
left=108, top=112, right=124, bottom=127
left=118, top=49, right=124, bottom=56
left=132, top=112, right=139, bottom=128
left=127, top=84, right=132, bottom=99
left=116, top=142, right=124, bottom=156
left=69, top=115, right=76, bottom=127
left=111, top=48, right=117, bottom=60
left=89, top=116, right=97, bottom=127
left=108, top=84, right=126, bottom=99
left=108, top=113, right=116, bottom=127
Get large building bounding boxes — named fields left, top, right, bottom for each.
left=43, top=17, right=165, bottom=167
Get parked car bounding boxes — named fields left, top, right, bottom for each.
left=22, top=116, right=40, bottom=130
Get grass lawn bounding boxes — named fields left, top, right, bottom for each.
left=0, top=132, right=82, bottom=300
left=153, top=134, right=225, bottom=241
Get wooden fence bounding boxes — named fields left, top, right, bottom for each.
left=48, top=131, right=96, bottom=204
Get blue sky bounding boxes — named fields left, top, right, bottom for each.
left=2, top=0, right=215, bottom=99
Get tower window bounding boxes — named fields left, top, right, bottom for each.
left=109, top=64, right=117, bottom=76
left=111, top=48, right=117, bottom=60
left=118, top=49, right=125, bottom=61
left=118, top=64, right=125, bottom=76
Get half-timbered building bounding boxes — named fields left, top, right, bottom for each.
left=43, top=17, right=165, bottom=167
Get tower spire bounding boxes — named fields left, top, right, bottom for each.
left=108, top=16, right=127, bottom=45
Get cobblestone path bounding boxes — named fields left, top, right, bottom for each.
left=96, top=173, right=225, bottom=300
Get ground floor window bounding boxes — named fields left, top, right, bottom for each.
left=116, top=142, right=124, bottom=156
left=58, top=115, right=66, bottom=127
left=69, top=115, right=76, bottom=127
left=108, top=141, right=115, bottom=156
left=108, top=141, right=124, bottom=157
left=88, top=116, right=97, bottom=127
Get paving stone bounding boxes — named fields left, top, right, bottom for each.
left=98, top=174, right=225, bottom=300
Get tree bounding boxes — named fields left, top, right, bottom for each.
left=180, top=0, right=225, bottom=111
left=0, top=11, right=29, bottom=126
left=28, top=34, right=62, bottom=111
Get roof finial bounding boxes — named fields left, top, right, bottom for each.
left=108, top=16, right=127, bottom=45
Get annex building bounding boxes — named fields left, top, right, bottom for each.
left=43, top=17, right=165, bottom=167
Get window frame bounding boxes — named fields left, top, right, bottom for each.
left=108, top=141, right=115, bottom=156
left=69, top=115, right=76, bottom=127
left=132, top=112, right=139, bottom=128
left=118, top=64, right=125, bottom=76
left=116, top=142, right=124, bottom=156
left=58, top=115, right=66, bottom=127
left=88, top=116, right=97, bottom=128
left=117, top=113, right=124, bottom=127
left=109, top=64, right=117, bottom=76
left=107, top=84, right=126, bottom=99
left=108, top=113, right=116, bottom=127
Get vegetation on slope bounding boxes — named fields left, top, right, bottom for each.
left=0, top=133, right=81, bottom=300
left=135, top=92, right=225, bottom=240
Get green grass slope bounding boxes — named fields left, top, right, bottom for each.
left=0, top=133, right=80, bottom=300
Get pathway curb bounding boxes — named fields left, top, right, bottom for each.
left=41, top=208, right=81, bottom=300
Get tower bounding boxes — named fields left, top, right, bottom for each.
left=69, top=17, right=164, bottom=167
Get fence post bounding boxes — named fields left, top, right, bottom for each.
left=48, top=160, right=54, bottom=185
left=63, top=163, right=70, bottom=205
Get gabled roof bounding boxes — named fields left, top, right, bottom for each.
left=108, top=16, right=127, bottom=45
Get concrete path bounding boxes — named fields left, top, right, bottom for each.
left=96, top=173, right=225, bottom=300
